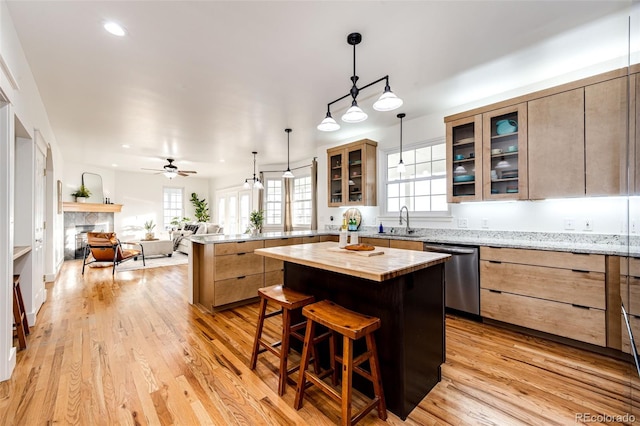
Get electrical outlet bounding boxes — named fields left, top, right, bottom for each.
left=583, top=218, right=593, bottom=231
left=481, top=218, right=489, bottom=229
left=458, top=218, right=468, bottom=228
left=632, top=220, right=637, bottom=234
left=564, top=218, right=575, bottom=230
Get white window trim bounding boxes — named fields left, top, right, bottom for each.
left=162, top=186, right=185, bottom=230
left=379, top=137, right=452, bottom=219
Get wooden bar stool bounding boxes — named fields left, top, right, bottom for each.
left=294, top=300, right=387, bottom=426
left=250, top=285, right=321, bottom=395
left=12, top=275, right=29, bottom=350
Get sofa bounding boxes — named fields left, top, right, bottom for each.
left=171, top=223, right=224, bottom=255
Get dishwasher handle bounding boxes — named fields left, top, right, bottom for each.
left=423, top=244, right=477, bottom=255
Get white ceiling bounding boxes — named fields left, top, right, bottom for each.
left=5, top=1, right=632, bottom=178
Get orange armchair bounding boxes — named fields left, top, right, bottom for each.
left=81, top=232, right=145, bottom=275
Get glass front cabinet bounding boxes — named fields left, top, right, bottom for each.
left=446, top=103, right=528, bottom=202
left=446, top=115, right=483, bottom=203
left=327, top=139, right=377, bottom=207
left=482, top=103, right=528, bottom=200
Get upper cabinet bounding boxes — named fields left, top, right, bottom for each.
left=446, top=115, right=483, bottom=202
left=482, top=103, right=528, bottom=200
left=327, top=139, right=377, bottom=207
left=528, top=89, right=585, bottom=199
left=446, top=67, right=634, bottom=202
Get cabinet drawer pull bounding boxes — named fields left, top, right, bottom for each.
left=571, top=304, right=590, bottom=310
left=489, top=289, right=502, bottom=294
left=489, top=260, right=502, bottom=264
left=237, top=276, right=246, bottom=279
left=571, top=269, right=589, bottom=273
left=572, top=252, right=589, bottom=256
left=237, top=241, right=246, bottom=244
left=237, top=252, right=246, bottom=256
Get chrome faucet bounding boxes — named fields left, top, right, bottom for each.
left=399, top=206, right=413, bottom=234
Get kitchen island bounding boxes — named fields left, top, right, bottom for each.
left=254, top=241, right=450, bottom=420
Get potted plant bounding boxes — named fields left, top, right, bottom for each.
left=144, top=220, right=156, bottom=240
left=170, top=216, right=190, bottom=230
left=190, top=193, right=210, bottom=222
left=248, top=210, right=264, bottom=235
left=71, top=184, right=91, bottom=203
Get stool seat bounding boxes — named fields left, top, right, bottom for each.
left=302, top=300, right=380, bottom=340
left=259, top=285, right=315, bottom=309
left=250, top=285, right=319, bottom=396
left=295, top=300, right=387, bottom=426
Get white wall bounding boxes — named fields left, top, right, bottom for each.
left=113, top=170, right=210, bottom=241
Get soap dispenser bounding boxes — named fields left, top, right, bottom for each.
left=379, top=223, right=384, bottom=233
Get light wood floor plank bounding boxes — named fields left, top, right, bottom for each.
left=0, top=260, right=638, bottom=425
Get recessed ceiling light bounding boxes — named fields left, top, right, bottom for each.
left=219, top=159, right=225, bottom=163
left=121, top=144, right=130, bottom=148
left=112, top=164, right=118, bottom=167
left=104, top=21, right=126, bottom=37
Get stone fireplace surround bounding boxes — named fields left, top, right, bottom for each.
left=63, top=212, right=114, bottom=260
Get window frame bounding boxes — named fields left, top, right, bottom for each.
left=380, top=138, right=452, bottom=219
left=293, top=175, right=312, bottom=226
left=264, top=178, right=283, bottom=226
left=162, top=186, right=184, bottom=230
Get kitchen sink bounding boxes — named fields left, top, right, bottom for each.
left=393, top=234, right=423, bottom=239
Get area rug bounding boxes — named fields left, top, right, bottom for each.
left=89, top=252, right=189, bottom=272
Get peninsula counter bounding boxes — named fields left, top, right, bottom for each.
left=255, top=241, right=450, bottom=420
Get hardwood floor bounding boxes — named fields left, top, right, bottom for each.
left=1, top=260, right=639, bottom=425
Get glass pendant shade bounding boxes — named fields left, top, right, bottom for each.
left=317, top=113, right=340, bottom=132
left=163, top=171, right=177, bottom=179
left=397, top=160, right=406, bottom=174
left=342, top=103, right=368, bottom=123
left=373, top=88, right=403, bottom=111
left=282, top=169, right=294, bottom=179
left=243, top=180, right=251, bottom=189
left=254, top=180, right=264, bottom=190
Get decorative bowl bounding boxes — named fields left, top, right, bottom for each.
left=453, top=175, right=474, bottom=183
left=454, top=154, right=465, bottom=160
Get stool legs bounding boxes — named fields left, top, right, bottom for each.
left=279, top=307, right=292, bottom=396
left=366, top=333, right=387, bottom=420
left=294, top=318, right=314, bottom=410
left=249, top=297, right=268, bottom=370
left=12, top=275, right=29, bottom=350
left=341, top=335, right=353, bottom=426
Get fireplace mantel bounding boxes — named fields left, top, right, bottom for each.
left=63, top=202, right=123, bottom=213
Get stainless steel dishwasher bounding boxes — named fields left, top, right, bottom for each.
left=423, top=243, right=480, bottom=315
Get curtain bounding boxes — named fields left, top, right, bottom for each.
left=284, top=177, right=293, bottom=231
left=311, top=157, right=318, bottom=230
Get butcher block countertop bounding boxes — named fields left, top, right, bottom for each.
left=254, top=241, right=450, bottom=282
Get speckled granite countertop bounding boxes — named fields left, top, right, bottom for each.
left=190, top=228, right=639, bottom=257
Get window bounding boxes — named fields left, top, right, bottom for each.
left=293, top=176, right=312, bottom=225
left=265, top=179, right=282, bottom=225
left=385, top=141, right=448, bottom=214
left=163, top=187, right=183, bottom=229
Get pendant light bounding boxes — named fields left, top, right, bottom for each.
left=317, top=32, right=403, bottom=131
left=243, top=151, right=264, bottom=189
left=282, top=128, right=294, bottom=179
left=397, top=113, right=406, bottom=174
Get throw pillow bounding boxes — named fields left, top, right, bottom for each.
left=183, top=224, right=199, bottom=233
left=207, top=224, right=220, bottom=234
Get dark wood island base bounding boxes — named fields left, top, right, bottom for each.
left=285, top=261, right=445, bottom=420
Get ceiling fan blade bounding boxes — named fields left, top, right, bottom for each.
left=177, top=171, right=190, bottom=177
left=141, top=168, right=165, bottom=172
left=178, top=170, right=197, bottom=174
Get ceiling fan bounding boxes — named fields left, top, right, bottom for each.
left=142, top=158, right=197, bottom=178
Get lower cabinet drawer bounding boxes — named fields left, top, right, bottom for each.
left=359, top=237, right=389, bottom=248
left=481, top=289, right=606, bottom=346
left=480, top=260, right=605, bottom=309
left=215, top=253, right=264, bottom=281
left=621, top=314, right=640, bottom=354
left=214, top=274, right=263, bottom=306
left=264, top=270, right=283, bottom=287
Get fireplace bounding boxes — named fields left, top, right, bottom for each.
left=63, top=212, right=114, bottom=260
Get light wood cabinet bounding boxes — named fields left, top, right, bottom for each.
left=446, top=114, right=483, bottom=202
left=482, top=103, right=528, bottom=200
left=528, top=89, right=585, bottom=199
left=359, top=237, right=389, bottom=247
left=389, top=240, right=423, bottom=251
left=480, top=246, right=606, bottom=346
left=632, top=73, right=639, bottom=195
left=585, top=76, right=629, bottom=196
left=327, top=139, right=377, bottom=207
